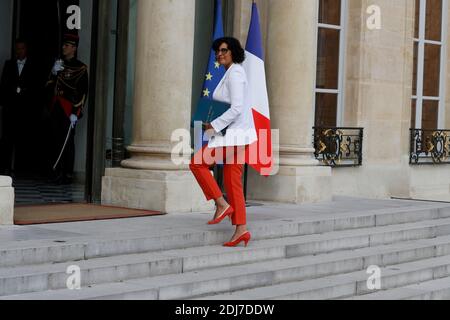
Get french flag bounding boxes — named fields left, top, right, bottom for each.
left=243, top=2, right=273, bottom=176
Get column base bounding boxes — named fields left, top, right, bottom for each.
left=409, top=164, right=450, bottom=201
left=247, top=165, right=332, bottom=204
left=101, top=168, right=214, bottom=213
left=0, top=176, right=14, bottom=225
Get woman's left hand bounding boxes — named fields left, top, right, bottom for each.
left=203, top=123, right=214, bottom=131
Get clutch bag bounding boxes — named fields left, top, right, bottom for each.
left=191, top=98, right=231, bottom=134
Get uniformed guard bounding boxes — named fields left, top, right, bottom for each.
left=46, top=34, right=88, bottom=184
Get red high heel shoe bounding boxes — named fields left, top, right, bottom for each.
left=223, top=232, right=251, bottom=247
left=207, top=205, right=234, bottom=225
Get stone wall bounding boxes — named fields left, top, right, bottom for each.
left=0, top=176, right=14, bottom=225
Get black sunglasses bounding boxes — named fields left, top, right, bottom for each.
left=215, top=48, right=229, bottom=55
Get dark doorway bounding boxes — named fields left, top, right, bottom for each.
left=6, top=0, right=87, bottom=205
left=13, top=0, right=55, bottom=174
left=18, top=0, right=60, bottom=78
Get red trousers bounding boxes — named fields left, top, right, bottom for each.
left=190, top=145, right=247, bottom=225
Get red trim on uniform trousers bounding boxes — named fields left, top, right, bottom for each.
left=52, top=96, right=79, bottom=118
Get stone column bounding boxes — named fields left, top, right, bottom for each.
left=102, top=0, right=212, bottom=213
left=232, top=0, right=268, bottom=46
left=0, top=176, right=14, bottom=225
left=332, top=0, right=415, bottom=199
left=247, top=0, right=332, bottom=203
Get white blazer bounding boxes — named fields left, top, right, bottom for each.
left=209, top=63, right=258, bottom=149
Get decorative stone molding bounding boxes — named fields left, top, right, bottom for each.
left=0, top=176, right=14, bottom=225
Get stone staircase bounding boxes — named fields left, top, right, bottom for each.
left=2, top=201, right=450, bottom=300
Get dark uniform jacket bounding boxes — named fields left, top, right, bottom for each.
left=0, top=58, right=36, bottom=110
left=0, top=58, right=37, bottom=171
left=46, top=57, right=88, bottom=118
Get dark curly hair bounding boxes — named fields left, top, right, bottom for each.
left=212, top=37, right=246, bottom=64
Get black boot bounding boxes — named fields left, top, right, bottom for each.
left=61, top=173, right=73, bottom=185
left=48, top=171, right=63, bottom=184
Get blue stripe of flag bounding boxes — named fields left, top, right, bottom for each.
left=245, top=3, right=264, bottom=61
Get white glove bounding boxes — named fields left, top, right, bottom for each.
left=70, top=114, right=78, bottom=128
left=52, top=60, right=65, bottom=75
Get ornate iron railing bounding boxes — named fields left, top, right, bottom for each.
left=313, top=127, right=364, bottom=167
left=410, top=129, right=450, bottom=165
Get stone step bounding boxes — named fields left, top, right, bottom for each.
left=4, top=248, right=450, bottom=301
left=1, top=214, right=450, bottom=294
left=197, top=256, right=450, bottom=301
left=154, top=216, right=450, bottom=272
left=344, top=276, right=450, bottom=300
left=3, top=234, right=450, bottom=299
left=2, top=203, right=450, bottom=269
